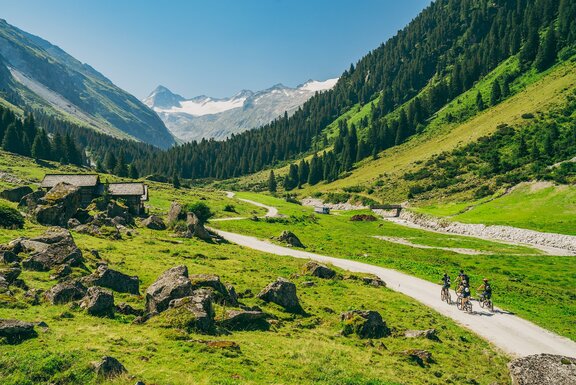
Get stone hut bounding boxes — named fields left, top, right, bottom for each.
left=41, top=174, right=100, bottom=206
left=107, top=183, right=148, bottom=215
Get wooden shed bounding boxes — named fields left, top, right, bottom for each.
left=40, top=174, right=100, bottom=206
left=107, top=182, right=148, bottom=215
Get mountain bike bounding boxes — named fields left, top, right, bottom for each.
left=441, top=286, right=451, bottom=304
left=479, top=293, right=494, bottom=312
left=456, top=296, right=473, bottom=312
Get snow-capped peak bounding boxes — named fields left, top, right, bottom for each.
left=298, top=78, right=339, bottom=92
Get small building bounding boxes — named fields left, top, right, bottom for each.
left=40, top=174, right=100, bottom=206
left=314, top=206, right=330, bottom=215
left=107, top=182, right=148, bottom=215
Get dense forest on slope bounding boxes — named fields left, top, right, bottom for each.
left=1, top=0, right=575, bottom=186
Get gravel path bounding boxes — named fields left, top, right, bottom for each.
left=223, top=192, right=279, bottom=218
left=373, top=235, right=486, bottom=255
left=213, top=228, right=576, bottom=357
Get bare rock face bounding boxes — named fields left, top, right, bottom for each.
left=44, top=280, right=87, bottom=305
left=142, top=215, right=166, bottom=230
left=276, top=231, right=305, bottom=248
left=83, top=265, right=139, bottom=294
left=302, top=261, right=336, bottom=279
left=0, top=319, right=37, bottom=344
left=508, top=354, right=576, bottom=385
left=94, top=356, right=127, bottom=379
left=145, top=265, right=192, bottom=313
left=340, top=310, right=390, bottom=339
left=34, top=183, right=82, bottom=227
left=80, top=286, right=115, bottom=317
left=0, top=186, right=33, bottom=202
left=219, top=310, right=270, bottom=331
left=20, top=228, right=83, bottom=271
left=258, top=278, right=304, bottom=314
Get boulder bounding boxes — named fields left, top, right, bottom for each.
left=302, top=261, right=336, bottom=279
left=115, top=303, right=143, bottom=316
left=142, top=215, right=166, bottom=230
left=83, top=265, right=139, bottom=294
left=94, top=356, right=127, bottom=379
left=44, top=280, right=87, bottom=304
left=277, top=231, right=305, bottom=248
left=20, top=228, right=83, bottom=271
left=145, top=265, right=192, bottom=313
left=257, top=278, right=304, bottom=314
left=23, top=289, right=41, bottom=305
left=0, top=319, right=37, bottom=344
left=34, top=182, right=82, bottom=227
left=17, top=190, right=45, bottom=212
left=350, top=214, right=377, bottom=222
left=402, top=349, right=434, bottom=367
left=508, top=354, right=576, bottom=385
left=362, top=276, right=386, bottom=287
left=0, top=186, right=33, bottom=202
left=167, top=201, right=183, bottom=224
left=404, top=329, right=438, bottom=340
left=50, top=264, right=72, bottom=280
left=80, top=286, right=115, bottom=317
left=0, top=267, right=21, bottom=284
left=189, top=274, right=238, bottom=306
left=219, top=310, right=270, bottom=331
left=340, top=310, right=390, bottom=339
left=72, top=208, right=93, bottom=225
left=67, top=218, right=81, bottom=229
left=186, top=212, right=211, bottom=241
left=167, top=288, right=214, bottom=333
left=0, top=250, right=20, bottom=264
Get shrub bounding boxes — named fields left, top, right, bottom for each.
left=521, top=112, right=535, bottom=119
left=473, top=185, right=494, bottom=200
left=184, top=202, right=214, bottom=224
left=0, top=203, right=24, bottom=229
left=223, top=204, right=236, bottom=213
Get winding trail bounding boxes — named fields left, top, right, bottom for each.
left=223, top=191, right=279, bottom=218
left=214, top=193, right=576, bottom=358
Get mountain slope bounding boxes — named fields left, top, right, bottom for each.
left=0, top=19, right=175, bottom=148
left=144, top=79, right=338, bottom=142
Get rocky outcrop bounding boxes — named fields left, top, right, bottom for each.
left=167, top=201, right=183, bottom=224
left=258, top=278, right=303, bottom=313
left=50, top=264, right=72, bottom=280
left=189, top=274, right=238, bottom=306
left=167, top=288, right=214, bottom=333
left=0, top=250, right=19, bottom=264
left=276, top=231, right=305, bottom=248
left=302, top=261, right=336, bottom=279
left=142, top=215, right=166, bottom=230
left=17, top=190, right=45, bottom=212
left=402, top=349, right=434, bottom=367
left=185, top=212, right=212, bottom=241
left=80, top=287, right=115, bottom=317
left=340, top=310, right=390, bottom=339
left=0, top=319, right=37, bottom=344
left=33, top=183, right=82, bottom=227
left=350, top=214, right=377, bottom=222
left=83, top=265, right=139, bottom=294
left=361, top=276, right=386, bottom=287
left=94, top=356, right=127, bottom=379
left=508, top=354, right=576, bottom=385
left=0, top=186, right=33, bottom=202
left=20, top=228, right=83, bottom=271
left=405, top=329, right=438, bottom=340
left=44, top=280, right=87, bottom=305
left=115, top=302, right=143, bottom=316
left=219, top=310, right=270, bottom=331
left=145, top=265, right=192, bottom=313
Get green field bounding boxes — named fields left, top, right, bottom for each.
left=415, top=183, right=576, bottom=235
left=0, top=153, right=514, bottom=384
left=214, top=192, right=576, bottom=341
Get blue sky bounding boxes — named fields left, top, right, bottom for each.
left=1, top=0, right=431, bottom=99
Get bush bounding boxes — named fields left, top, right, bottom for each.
left=184, top=202, right=214, bottom=224
left=0, top=203, right=24, bottom=229
left=223, top=204, right=236, bottom=213
left=473, top=185, right=494, bottom=200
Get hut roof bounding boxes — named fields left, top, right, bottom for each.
left=41, top=174, right=99, bottom=188
left=107, top=183, right=146, bottom=197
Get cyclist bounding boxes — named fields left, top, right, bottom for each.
left=442, top=273, right=451, bottom=289
left=460, top=283, right=472, bottom=309
left=477, top=278, right=492, bottom=301
left=456, top=270, right=469, bottom=287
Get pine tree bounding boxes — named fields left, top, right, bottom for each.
left=517, top=134, right=528, bottom=158
left=172, top=173, right=181, bottom=189
left=114, top=153, right=129, bottom=177
left=129, top=164, right=139, bottom=179
left=519, top=27, right=539, bottom=67
left=298, top=159, right=309, bottom=187
left=559, top=0, right=576, bottom=45
left=490, top=81, right=502, bottom=106
left=104, top=151, right=117, bottom=172
left=52, top=132, right=66, bottom=163
left=31, top=133, right=44, bottom=160
left=308, top=154, right=323, bottom=186
left=1, top=123, right=20, bottom=154
left=476, top=91, right=485, bottom=111
left=64, top=134, right=82, bottom=166
left=535, top=28, right=557, bottom=72
left=267, top=170, right=277, bottom=193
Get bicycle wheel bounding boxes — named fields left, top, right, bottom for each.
left=489, top=300, right=494, bottom=312
left=479, top=298, right=485, bottom=308
left=441, top=289, right=446, bottom=302
left=445, top=292, right=451, bottom=305
left=456, top=298, right=463, bottom=310
left=466, top=301, right=473, bottom=312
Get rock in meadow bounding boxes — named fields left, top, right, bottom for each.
left=340, top=310, right=390, bottom=339
left=257, top=277, right=304, bottom=314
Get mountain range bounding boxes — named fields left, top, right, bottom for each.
left=0, top=18, right=175, bottom=148
left=143, top=79, right=338, bottom=142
